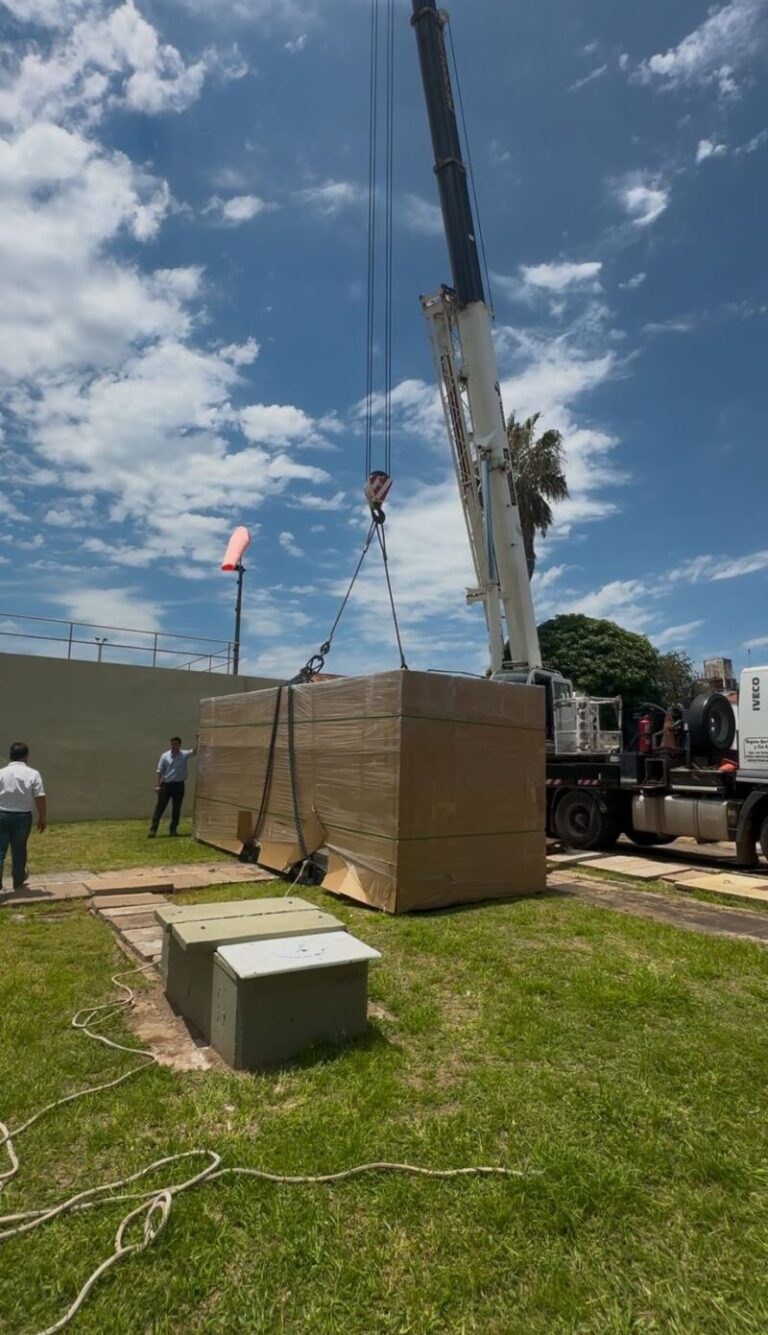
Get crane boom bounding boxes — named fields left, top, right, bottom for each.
left=410, top=0, right=542, bottom=670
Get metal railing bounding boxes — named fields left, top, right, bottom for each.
left=0, top=612, right=234, bottom=673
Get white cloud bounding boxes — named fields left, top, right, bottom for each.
left=219, top=337, right=260, bottom=366
left=295, top=180, right=367, bottom=217
left=357, top=378, right=444, bottom=448
left=18, top=338, right=331, bottom=560
left=346, top=307, right=627, bottom=659
left=654, top=620, right=705, bottom=648
left=642, top=319, right=694, bottom=335
left=557, top=577, right=655, bottom=631
left=0, top=123, right=198, bottom=379
left=240, top=402, right=334, bottom=448
left=696, top=138, right=728, bottom=163
left=619, top=272, right=646, bottom=290
left=43, top=499, right=95, bottom=528
left=287, top=491, right=347, bottom=511
left=518, top=260, right=603, bottom=293
left=635, top=0, right=767, bottom=96
left=738, top=127, right=768, bottom=153
left=279, top=530, right=304, bottom=558
left=0, top=45, right=336, bottom=567
left=489, top=139, right=511, bottom=166
left=399, top=192, right=443, bottom=236
left=0, top=1, right=211, bottom=129
left=497, top=331, right=618, bottom=420
left=570, top=64, right=608, bottom=91
left=618, top=175, right=670, bottom=227
left=1, top=0, right=95, bottom=24
left=285, top=34, right=308, bottom=53
left=169, top=0, right=317, bottom=28
left=52, top=584, right=163, bottom=630
left=204, top=193, right=273, bottom=224
left=671, top=549, right=768, bottom=583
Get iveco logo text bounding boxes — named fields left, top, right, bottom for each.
left=752, top=676, right=761, bottom=711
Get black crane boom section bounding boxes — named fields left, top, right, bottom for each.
left=410, top=2, right=485, bottom=307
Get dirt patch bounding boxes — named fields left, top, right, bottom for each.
left=553, top=872, right=768, bottom=945
left=127, top=982, right=227, bottom=1073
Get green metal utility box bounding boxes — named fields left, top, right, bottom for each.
left=162, top=904, right=345, bottom=1041
left=211, top=932, right=381, bottom=1070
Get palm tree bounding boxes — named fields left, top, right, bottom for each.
left=506, top=412, right=569, bottom=578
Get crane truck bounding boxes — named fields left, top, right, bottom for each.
left=410, top=0, right=768, bottom=869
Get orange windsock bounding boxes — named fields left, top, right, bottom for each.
left=221, top=526, right=251, bottom=571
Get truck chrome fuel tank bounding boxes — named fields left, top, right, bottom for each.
left=632, top=794, right=729, bottom=842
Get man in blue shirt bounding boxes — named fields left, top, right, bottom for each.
left=148, top=735, right=196, bottom=838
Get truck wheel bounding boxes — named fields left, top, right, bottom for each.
left=627, top=831, right=677, bottom=847
left=758, top=815, right=768, bottom=862
left=555, top=791, right=620, bottom=850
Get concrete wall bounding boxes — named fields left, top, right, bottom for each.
left=0, top=653, right=278, bottom=822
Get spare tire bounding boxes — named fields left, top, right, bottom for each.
left=685, top=691, right=735, bottom=757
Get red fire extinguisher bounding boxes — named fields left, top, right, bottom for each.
left=638, top=714, right=653, bottom=754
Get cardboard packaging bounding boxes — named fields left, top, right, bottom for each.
left=194, top=670, right=545, bottom=914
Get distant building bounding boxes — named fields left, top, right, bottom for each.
left=703, top=657, right=737, bottom=692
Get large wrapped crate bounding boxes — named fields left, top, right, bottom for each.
left=194, top=670, right=545, bottom=914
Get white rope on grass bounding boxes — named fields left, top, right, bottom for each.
left=0, top=966, right=538, bottom=1335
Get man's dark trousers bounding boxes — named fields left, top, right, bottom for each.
left=150, top=782, right=185, bottom=835
left=0, top=810, right=32, bottom=889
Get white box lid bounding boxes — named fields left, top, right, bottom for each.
left=216, top=930, right=381, bottom=980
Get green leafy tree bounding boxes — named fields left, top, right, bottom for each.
left=537, top=614, right=662, bottom=712
left=654, top=649, right=697, bottom=708
left=507, top=412, right=569, bottom=578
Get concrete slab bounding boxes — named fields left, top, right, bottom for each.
left=667, top=871, right=768, bottom=903
left=96, top=907, right=163, bottom=918
left=120, top=929, right=163, bottom=950
left=91, top=892, right=166, bottom=910
left=27, top=870, right=92, bottom=886
left=586, top=855, right=695, bottom=880
left=100, top=911, right=158, bottom=930
left=2, top=883, right=89, bottom=906
left=120, top=928, right=163, bottom=962
left=86, top=875, right=174, bottom=896
left=546, top=851, right=603, bottom=866
left=155, top=896, right=312, bottom=927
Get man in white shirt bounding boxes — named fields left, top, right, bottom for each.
left=0, top=742, right=46, bottom=893
left=148, top=735, right=196, bottom=838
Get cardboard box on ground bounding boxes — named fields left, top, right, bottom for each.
left=194, top=670, right=546, bottom=914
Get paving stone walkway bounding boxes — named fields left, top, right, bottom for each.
left=90, top=866, right=273, bottom=964
left=0, top=860, right=271, bottom=909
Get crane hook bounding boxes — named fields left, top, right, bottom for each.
left=364, top=470, right=392, bottom=525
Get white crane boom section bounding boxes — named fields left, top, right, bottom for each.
left=422, top=287, right=542, bottom=671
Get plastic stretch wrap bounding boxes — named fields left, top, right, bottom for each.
left=194, top=670, right=546, bottom=913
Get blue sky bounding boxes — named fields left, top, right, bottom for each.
left=0, top=0, right=766, bottom=679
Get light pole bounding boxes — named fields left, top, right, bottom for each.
left=95, top=636, right=108, bottom=663
left=221, top=526, right=251, bottom=676
left=232, top=562, right=245, bottom=675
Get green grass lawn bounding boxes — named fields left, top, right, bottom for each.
left=28, top=817, right=223, bottom=875
left=3, top=865, right=768, bottom=1334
